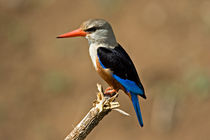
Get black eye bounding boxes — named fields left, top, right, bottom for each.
left=85, top=27, right=97, bottom=32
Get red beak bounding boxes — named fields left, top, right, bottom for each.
left=57, top=28, right=87, bottom=38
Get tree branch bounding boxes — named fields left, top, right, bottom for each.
left=64, top=84, right=120, bottom=140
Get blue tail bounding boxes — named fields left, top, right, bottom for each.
left=130, top=93, right=144, bottom=127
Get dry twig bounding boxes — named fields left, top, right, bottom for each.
left=64, top=84, right=121, bottom=140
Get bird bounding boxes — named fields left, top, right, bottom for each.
left=57, top=19, right=146, bottom=127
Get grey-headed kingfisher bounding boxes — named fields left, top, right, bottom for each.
left=57, top=19, right=146, bottom=127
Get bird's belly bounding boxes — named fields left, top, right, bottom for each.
left=96, top=58, right=124, bottom=91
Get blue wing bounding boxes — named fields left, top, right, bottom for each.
left=112, top=74, right=144, bottom=95
left=97, top=44, right=145, bottom=127
left=97, top=44, right=146, bottom=98
left=130, top=93, right=144, bottom=127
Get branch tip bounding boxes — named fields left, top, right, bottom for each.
left=64, top=84, right=121, bottom=140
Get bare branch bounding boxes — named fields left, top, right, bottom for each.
left=64, top=84, right=120, bottom=140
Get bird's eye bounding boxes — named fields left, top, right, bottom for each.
left=85, top=27, right=97, bottom=32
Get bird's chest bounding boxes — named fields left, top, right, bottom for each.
left=89, top=44, right=124, bottom=91
left=89, top=45, right=99, bottom=69
left=89, top=45, right=112, bottom=81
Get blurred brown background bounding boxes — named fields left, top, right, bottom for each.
left=1, top=0, right=210, bottom=140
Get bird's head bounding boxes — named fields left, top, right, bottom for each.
left=57, top=19, right=117, bottom=46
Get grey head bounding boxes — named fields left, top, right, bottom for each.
left=80, top=19, right=117, bottom=46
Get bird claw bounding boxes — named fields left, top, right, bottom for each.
left=104, top=87, right=117, bottom=96
left=93, top=84, right=120, bottom=112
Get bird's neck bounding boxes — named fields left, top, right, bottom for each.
left=86, top=34, right=118, bottom=48
left=89, top=41, right=117, bottom=49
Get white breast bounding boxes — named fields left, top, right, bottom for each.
left=89, top=44, right=99, bottom=70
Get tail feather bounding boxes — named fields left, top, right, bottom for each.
left=130, top=93, right=144, bottom=127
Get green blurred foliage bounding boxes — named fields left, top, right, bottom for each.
left=42, top=71, right=71, bottom=94
left=185, top=69, right=210, bottom=99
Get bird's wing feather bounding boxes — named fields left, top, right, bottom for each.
left=97, top=44, right=145, bottom=97
left=130, top=92, right=144, bottom=127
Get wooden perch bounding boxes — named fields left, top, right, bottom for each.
left=64, top=84, right=122, bottom=140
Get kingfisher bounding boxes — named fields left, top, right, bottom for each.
left=57, top=19, right=146, bottom=127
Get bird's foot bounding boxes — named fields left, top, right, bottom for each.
left=104, top=87, right=117, bottom=97
left=105, top=87, right=112, bottom=92
left=93, top=84, right=120, bottom=112
left=93, top=84, right=129, bottom=116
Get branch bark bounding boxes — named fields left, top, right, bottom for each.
left=64, top=84, right=120, bottom=140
